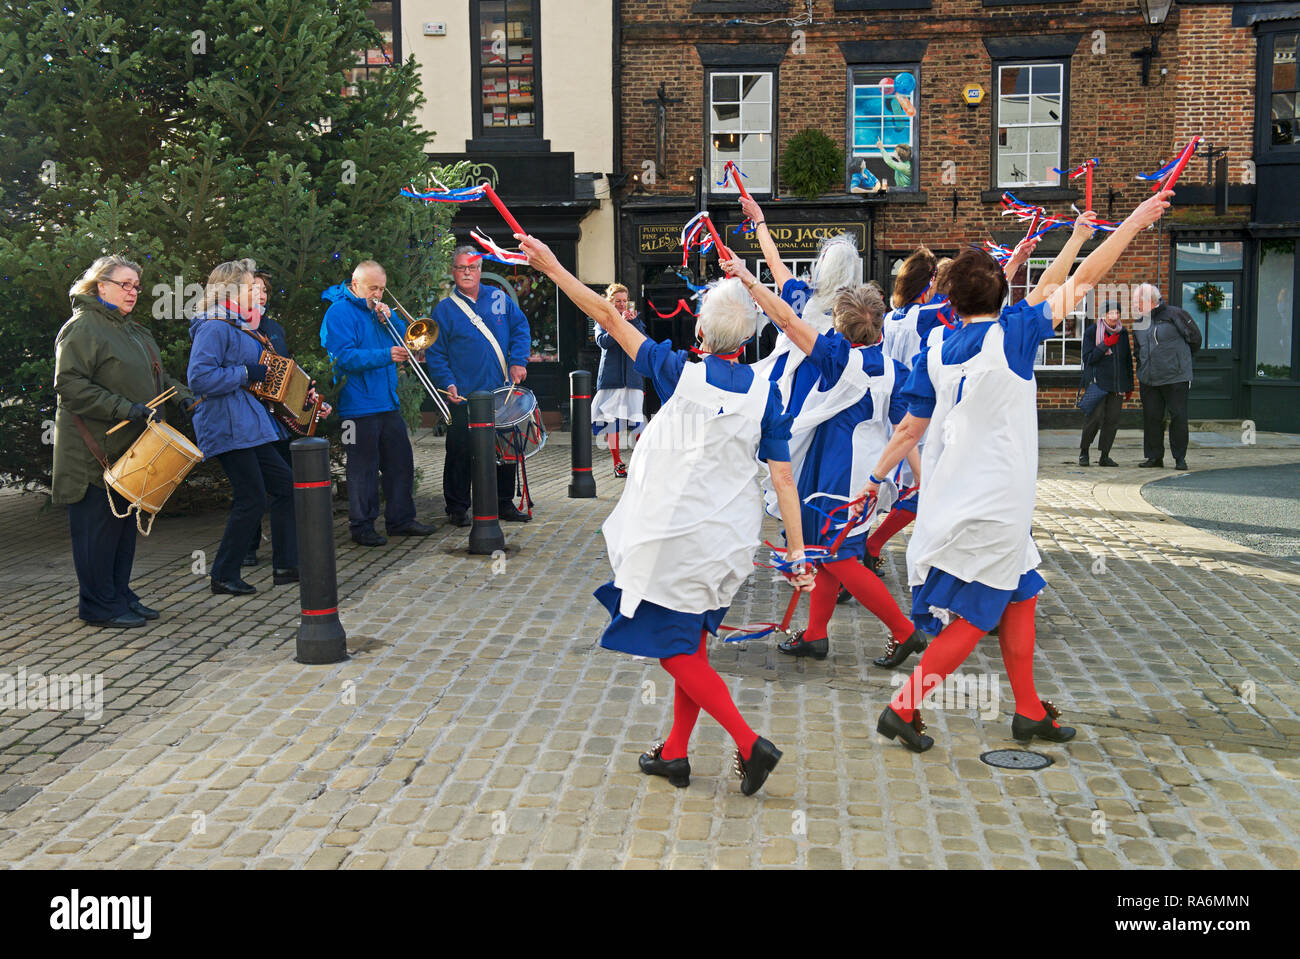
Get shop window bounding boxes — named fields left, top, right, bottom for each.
left=1008, top=255, right=1089, bottom=370
left=709, top=71, right=774, bottom=194
left=473, top=0, right=540, bottom=136
left=994, top=62, right=1065, bottom=188
left=1269, top=31, right=1298, bottom=147
left=345, top=2, right=399, bottom=96
left=848, top=67, right=918, bottom=193
left=1257, top=240, right=1296, bottom=378
left=1176, top=241, right=1244, bottom=271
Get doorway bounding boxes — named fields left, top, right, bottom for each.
left=1173, top=240, right=1244, bottom=419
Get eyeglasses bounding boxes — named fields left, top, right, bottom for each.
left=452, top=265, right=481, bottom=273
left=104, top=278, right=142, bottom=293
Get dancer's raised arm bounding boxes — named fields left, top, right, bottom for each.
left=721, top=257, right=817, bottom=357
left=740, top=196, right=793, bottom=290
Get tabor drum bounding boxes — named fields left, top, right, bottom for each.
left=103, top=420, right=205, bottom=534
left=492, top=386, right=547, bottom=465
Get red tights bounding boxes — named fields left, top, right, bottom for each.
left=866, top=508, right=915, bottom=558
left=660, top=631, right=757, bottom=761
left=889, top=597, right=1046, bottom=723
left=610, top=430, right=622, bottom=467
left=805, top=558, right=914, bottom=643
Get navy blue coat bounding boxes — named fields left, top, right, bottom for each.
left=595, top=315, right=646, bottom=392
left=187, top=308, right=279, bottom=457
left=1082, top=323, right=1135, bottom=394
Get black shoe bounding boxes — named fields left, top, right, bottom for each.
left=210, top=578, right=257, bottom=596
left=614, top=462, right=628, bottom=478
left=1011, top=699, right=1076, bottom=744
left=1175, top=459, right=1188, bottom=471
left=1098, top=456, right=1119, bottom=467
left=872, top=628, right=928, bottom=670
left=866, top=553, right=885, bottom=578
left=351, top=529, right=388, bottom=547
left=273, top=567, right=299, bottom=586
left=638, top=742, right=690, bottom=787
left=390, top=520, right=436, bottom=536
left=241, top=551, right=259, bottom=567
left=83, top=612, right=147, bottom=628
left=734, top=737, right=782, bottom=796
left=777, top=629, right=828, bottom=660
left=835, top=585, right=854, bottom=605
left=447, top=512, right=472, bottom=528
left=1138, top=459, right=1164, bottom=468
left=499, top=505, right=531, bottom=523
left=876, top=705, right=934, bottom=753
left=1078, top=453, right=1089, bottom=466
left=128, top=601, right=160, bottom=621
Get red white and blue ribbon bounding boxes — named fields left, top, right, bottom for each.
left=469, top=228, right=528, bottom=266
left=985, top=241, right=1016, bottom=265
left=681, top=211, right=732, bottom=266
left=1053, top=157, right=1098, bottom=210
left=1136, top=136, right=1202, bottom=192
left=400, top=174, right=488, bottom=205
left=719, top=161, right=758, bottom=235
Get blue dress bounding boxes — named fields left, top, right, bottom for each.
left=595, top=340, right=792, bottom=659
left=796, top=333, right=908, bottom=561
left=900, top=300, right=1054, bottom=633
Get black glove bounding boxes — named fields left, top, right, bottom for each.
left=127, top=402, right=159, bottom=423
left=245, top=363, right=268, bottom=384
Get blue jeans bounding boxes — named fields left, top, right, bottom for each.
left=67, top=486, right=140, bottom=621
left=345, top=410, right=416, bottom=534
left=214, top=443, right=297, bottom=581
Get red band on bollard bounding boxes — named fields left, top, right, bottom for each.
left=572, top=467, right=592, bottom=472
left=294, top=481, right=332, bottom=489
left=469, top=421, right=494, bottom=428
left=302, top=607, right=338, bottom=616
left=473, top=515, right=497, bottom=521
left=570, top=394, right=591, bottom=399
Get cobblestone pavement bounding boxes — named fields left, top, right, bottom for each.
left=1, top=428, right=1298, bottom=869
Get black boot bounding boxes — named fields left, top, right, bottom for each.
left=876, top=706, right=934, bottom=752
left=1078, top=452, right=1089, bottom=466
left=777, top=629, right=828, bottom=659
left=638, top=742, right=690, bottom=787
left=872, top=628, right=928, bottom=669
left=734, top=737, right=782, bottom=796
left=1011, top=699, right=1076, bottom=744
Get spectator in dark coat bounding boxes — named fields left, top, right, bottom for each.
left=1131, top=283, right=1201, bottom=470
left=1078, top=301, right=1134, bottom=467
left=592, top=283, right=646, bottom=477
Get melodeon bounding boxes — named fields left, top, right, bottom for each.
left=250, top=350, right=324, bottom=436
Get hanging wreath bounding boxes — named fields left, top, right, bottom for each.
left=1193, top=282, right=1225, bottom=314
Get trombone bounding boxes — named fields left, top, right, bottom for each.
left=375, top=291, right=452, bottom=422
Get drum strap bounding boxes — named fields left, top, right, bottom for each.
left=72, top=414, right=112, bottom=471
left=451, top=294, right=511, bottom=387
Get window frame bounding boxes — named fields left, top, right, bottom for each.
left=1008, top=254, right=1090, bottom=371
left=470, top=0, right=544, bottom=141
left=845, top=63, right=921, bottom=194
left=991, top=59, right=1069, bottom=191
left=1256, top=22, right=1300, bottom=158
left=346, top=1, right=402, bottom=95
left=705, top=68, right=778, bottom=198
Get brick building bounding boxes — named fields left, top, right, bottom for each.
left=611, top=0, right=1300, bottom=429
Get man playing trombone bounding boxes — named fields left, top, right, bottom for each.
left=428, top=246, right=533, bottom=525
left=321, top=260, right=438, bottom=546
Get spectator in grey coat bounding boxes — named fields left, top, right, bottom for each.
left=1131, top=283, right=1201, bottom=470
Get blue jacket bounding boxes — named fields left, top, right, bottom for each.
left=595, top=315, right=646, bottom=391
left=321, top=282, right=402, bottom=418
left=426, top=286, right=531, bottom=396
left=187, top=307, right=279, bottom=458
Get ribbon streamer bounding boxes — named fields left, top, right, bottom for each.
left=1053, top=157, right=1099, bottom=210
left=1136, top=137, right=1201, bottom=192
left=469, top=227, right=528, bottom=266
left=645, top=298, right=697, bottom=319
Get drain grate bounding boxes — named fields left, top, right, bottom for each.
left=980, top=749, right=1053, bottom=770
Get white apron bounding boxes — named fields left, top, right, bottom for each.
left=882, top=304, right=922, bottom=372
left=906, top=322, right=1040, bottom=592
left=602, top=361, right=770, bottom=617
left=763, top=346, right=895, bottom=539
left=753, top=303, right=834, bottom=415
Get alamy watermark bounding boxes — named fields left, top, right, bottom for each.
left=0, top=667, right=104, bottom=721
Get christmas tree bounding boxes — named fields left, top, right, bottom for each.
left=0, top=0, right=467, bottom=489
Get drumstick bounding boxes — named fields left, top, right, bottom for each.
left=480, top=183, right=526, bottom=237
left=107, top=387, right=178, bottom=435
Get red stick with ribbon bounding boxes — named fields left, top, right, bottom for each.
left=703, top=215, right=733, bottom=261
left=726, top=161, right=753, bottom=202
left=1157, top=136, right=1201, bottom=193
left=480, top=182, right=526, bottom=237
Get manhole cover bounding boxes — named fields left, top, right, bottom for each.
left=980, top=749, right=1053, bottom=770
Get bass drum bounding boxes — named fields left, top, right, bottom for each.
left=492, top=386, right=547, bottom=465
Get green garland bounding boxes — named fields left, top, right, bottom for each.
left=1193, top=282, right=1225, bottom=314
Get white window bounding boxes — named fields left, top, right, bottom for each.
left=1009, top=256, right=1091, bottom=370
left=996, top=63, right=1064, bottom=187
left=710, top=72, right=773, bottom=193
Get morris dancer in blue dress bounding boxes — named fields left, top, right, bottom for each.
left=721, top=265, right=928, bottom=664
left=851, top=189, right=1173, bottom=752
left=520, top=234, right=815, bottom=797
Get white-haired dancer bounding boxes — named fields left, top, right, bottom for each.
left=740, top=196, right=860, bottom=417
left=520, top=233, right=815, bottom=797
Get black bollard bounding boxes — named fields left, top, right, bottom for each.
left=569, top=370, right=597, bottom=498
left=290, top=437, right=348, bottom=665
left=468, top=391, right=506, bottom=555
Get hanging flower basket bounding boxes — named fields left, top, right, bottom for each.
left=1193, top=282, right=1225, bottom=314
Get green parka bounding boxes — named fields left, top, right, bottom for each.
left=51, top=295, right=193, bottom=505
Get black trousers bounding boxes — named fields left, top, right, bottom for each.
left=67, top=486, right=140, bottom=622
left=345, top=410, right=417, bottom=534
left=1140, top=381, right=1190, bottom=463
left=443, top=401, right=518, bottom=517
left=248, top=438, right=292, bottom=557
left=1080, top=391, right=1124, bottom=457
left=214, top=443, right=297, bottom=582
